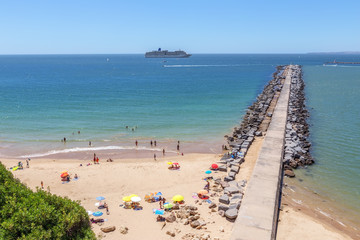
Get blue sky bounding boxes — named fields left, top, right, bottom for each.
left=0, top=0, right=359, bottom=54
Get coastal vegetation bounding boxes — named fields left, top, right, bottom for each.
left=0, top=162, right=95, bottom=240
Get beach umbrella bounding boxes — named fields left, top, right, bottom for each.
left=96, top=196, right=105, bottom=201
left=172, top=195, right=184, bottom=202
left=131, top=196, right=141, bottom=202
left=61, top=171, right=68, bottom=174
left=87, top=211, right=93, bottom=216
left=156, top=192, right=163, bottom=196
left=197, top=190, right=209, bottom=195
left=155, top=209, right=165, bottom=215
left=129, top=194, right=138, bottom=198
left=164, top=203, right=173, bottom=209
left=205, top=170, right=212, bottom=174
left=122, top=196, right=132, bottom=202
left=211, top=164, right=218, bottom=169
left=92, top=211, right=103, bottom=217
left=167, top=162, right=173, bottom=165
left=61, top=172, right=69, bottom=178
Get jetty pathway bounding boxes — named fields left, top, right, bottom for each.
left=230, top=65, right=295, bottom=240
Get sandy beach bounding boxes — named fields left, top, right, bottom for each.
left=2, top=153, right=234, bottom=239
left=2, top=138, right=356, bottom=239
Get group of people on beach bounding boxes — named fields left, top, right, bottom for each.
left=93, top=154, right=100, bottom=164
left=134, top=140, right=182, bottom=160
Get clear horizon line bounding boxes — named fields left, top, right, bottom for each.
left=0, top=51, right=359, bottom=56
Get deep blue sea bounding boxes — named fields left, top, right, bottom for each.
left=0, top=54, right=359, bottom=225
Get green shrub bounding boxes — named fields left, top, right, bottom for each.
left=0, top=162, right=95, bottom=240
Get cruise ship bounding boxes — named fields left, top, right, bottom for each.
left=145, top=48, right=191, bottom=58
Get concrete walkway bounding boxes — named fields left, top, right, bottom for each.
left=230, top=66, right=293, bottom=240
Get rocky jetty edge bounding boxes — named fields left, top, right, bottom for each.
left=282, top=65, right=314, bottom=178
left=209, top=65, right=286, bottom=223
left=224, top=65, right=285, bottom=157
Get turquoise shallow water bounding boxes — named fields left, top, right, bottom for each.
left=0, top=54, right=359, bottom=223
left=298, top=65, right=360, bottom=224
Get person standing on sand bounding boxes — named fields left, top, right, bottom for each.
left=154, top=154, right=156, bottom=161
left=93, top=153, right=96, bottom=164
left=41, top=181, right=44, bottom=189
left=26, top=159, right=29, bottom=168
left=104, top=202, right=109, bottom=215
left=162, top=148, right=165, bottom=156
left=177, top=144, right=180, bottom=151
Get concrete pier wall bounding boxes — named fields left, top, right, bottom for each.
left=230, top=66, right=293, bottom=240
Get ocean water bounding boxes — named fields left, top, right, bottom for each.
left=0, top=54, right=359, bottom=225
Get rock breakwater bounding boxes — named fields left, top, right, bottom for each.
left=213, top=66, right=287, bottom=221
left=283, top=65, right=314, bottom=177
left=225, top=65, right=286, bottom=156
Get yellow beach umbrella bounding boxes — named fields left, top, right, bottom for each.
left=172, top=194, right=184, bottom=202
left=167, top=162, right=173, bottom=165
left=61, top=171, right=68, bottom=174
left=129, top=194, right=138, bottom=198
left=122, top=196, right=132, bottom=202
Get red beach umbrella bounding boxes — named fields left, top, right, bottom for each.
left=61, top=172, right=69, bottom=178
left=211, top=164, right=218, bottom=169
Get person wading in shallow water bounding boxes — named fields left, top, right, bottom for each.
left=154, top=154, right=156, bottom=161
left=135, top=140, right=138, bottom=147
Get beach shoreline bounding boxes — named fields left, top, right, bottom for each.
left=2, top=151, right=357, bottom=239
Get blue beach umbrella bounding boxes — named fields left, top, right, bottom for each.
left=96, top=196, right=105, bottom=201
left=156, top=192, right=163, bottom=196
left=205, top=170, right=212, bottom=174
left=92, top=211, right=103, bottom=217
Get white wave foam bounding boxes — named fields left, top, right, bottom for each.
left=316, top=208, right=331, bottom=218
left=291, top=198, right=302, bottom=204
left=337, top=221, right=346, bottom=227
left=19, top=146, right=177, bottom=158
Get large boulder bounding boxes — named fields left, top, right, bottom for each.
left=209, top=203, right=217, bottom=209
left=224, top=176, right=234, bottom=182
left=284, top=169, right=295, bottom=177
left=219, top=194, right=230, bottom=204
left=119, top=226, right=128, bottom=234
left=101, top=226, right=116, bottom=233
left=224, top=186, right=240, bottom=194
left=218, top=165, right=227, bottom=172
left=228, top=171, right=236, bottom=179
left=231, top=193, right=243, bottom=201
left=166, top=212, right=176, bottom=222
left=230, top=166, right=240, bottom=173
left=218, top=204, right=229, bottom=212
left=219, top=180, right=230, bottom=188
left=225, top=208, right=238, bottom=220
left=190, top=220, right=200, bottom=228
